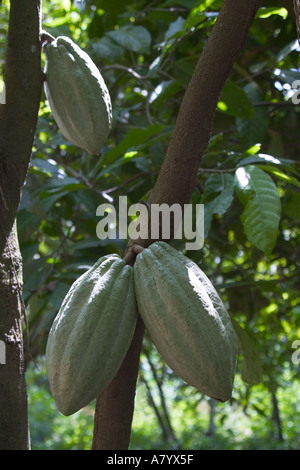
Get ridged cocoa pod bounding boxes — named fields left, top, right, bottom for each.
left=46, top=255, right=137, bottom=416
left=43, top=36, right=112, bottom=154
left=133, top=241, right=238, bottom=402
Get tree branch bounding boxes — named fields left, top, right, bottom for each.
left=148, top=0, right=264, bottom=212
left=143, top=346, right=179, bottom=447
left=92, top=0, right=263, bottom=450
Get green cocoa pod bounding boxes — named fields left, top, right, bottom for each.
left=133, top=241, right=238, bottom=402
left=43, top=36, right=112, bottom=155
left=45, top=254, right=137, bottom=416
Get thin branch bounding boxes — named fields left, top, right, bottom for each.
left=60, top=162, right=114, bottom=203
left=101, top=64, right=147, bottom=81
left=254, top=101, right=298, bottom=107
left=198, top=167, right=236, bottom=173
left=105, top=170, right=156, bottom=194
left=139, top=373, right=169, bottom=441
left=143, top=347, right=179, bottom=447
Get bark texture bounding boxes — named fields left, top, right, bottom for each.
left=0, top=0, right=42, bottom=449
left=92, top=0, right=263, bottom=450
left=0, top=222, right=30, bottom=449
left=92, top=316, right=145, bottom=450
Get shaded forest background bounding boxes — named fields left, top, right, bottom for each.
left=1, top=0, right=300, bottom=449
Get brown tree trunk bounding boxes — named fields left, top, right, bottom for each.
left=92, top=0, right=263, bottom=450
left=271, top=390, right=283, bottom=441
left=0, top=0, right=42, bottom=449
left=92, top=316, right=145, bottom=450
left=0, top=222, right=30, bottom=449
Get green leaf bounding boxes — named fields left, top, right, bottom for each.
left=163, top=16, right=186, bottom=46
left=186, top=0, right=218, bottom=29
left=236, top=111, right=267, bottom=149
left=238, top=153, right=281, bottom=169
left=102, top=124, right=165, bottom=164
left=39, top=177, right=86, bottom=197
left=96, top=0, right=138, bottom=11
left=256, top=7, right=288, bottom=19
left=284, top=189, right=300, bottom=221
left=218, top=80, right=254, bottom=119
left=232, top=319, right=263, bottom=385
left=162, top=0, right=200, bottom=9
left=62, top=0, right=71, bottom=12
left=257, top=165, right=300, bottom=189
left=243, top=144, right=262, bottom=156
left=48, top=282, right=70, bottom=310
left=202, top=173, right=235, bottom=236
left=108, top=25, right=151, bottom=53
left=185, top=11, right=206, bottom=29
left=148, top=18, right=187, bottom=78
left=17, top=210, right=41, bottom=243
left=203, top=173, right=235, bottom=207
left=91, top=37, right=124, bottom=60
left=276, top=39, right=299, bottom=63
left=273, top=69, right=300, bottom=86
left=38, top=191, right=70, bottom=213
left=235, top=165, right=281, bottom=257
left=236, top=83, right=268, bottom=148
left=149, top=80, right=181, bottom=108
left=29, top=158, right=60, bottom=177
left=238, top=153, right=300, bottom=177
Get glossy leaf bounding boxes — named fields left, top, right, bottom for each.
left=218, top=80, right=254, bottom=118
left=108, top=26, right=151, bottom=53
left=235, top=165, right=281, bottom=257
left=232, top=320, right=263, bottom=385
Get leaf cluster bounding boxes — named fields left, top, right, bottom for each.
left=2, top=0, right=298, bottom=434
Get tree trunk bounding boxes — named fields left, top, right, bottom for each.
left=0, top=0, right=42, bottom=449
left=206, top=398, right=217, bottom=437
left=0, top=222, right=30, bottom=449
left=92, top=0, right=263, bottom=450
left=92, top=316, right=145, bottom=450
left=271, top=390, right=283, bottom=441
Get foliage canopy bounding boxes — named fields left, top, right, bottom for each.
left=1, top=0, right=300, bottom=449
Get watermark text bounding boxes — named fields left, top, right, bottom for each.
left=96, top=197, right=204, bottom=250
left=292, top=339, right=300, bottom=365
left=0, top=340, right=6, bottom=364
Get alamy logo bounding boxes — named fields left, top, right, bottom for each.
left=291, top=339, right=300, bottom=365
left=0, top=340, right=6, bottom=364
left=0, top=82, right=5, bottom=104
left=291, top=80, right=300, bottom=105
left=95, top=197, right=204, bottom=250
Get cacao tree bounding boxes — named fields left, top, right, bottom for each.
left=92, top=0, right=264, bottom=449
left=0, top=0, right=42, bottom=450
left=1, top=0, right=300, bottom=450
